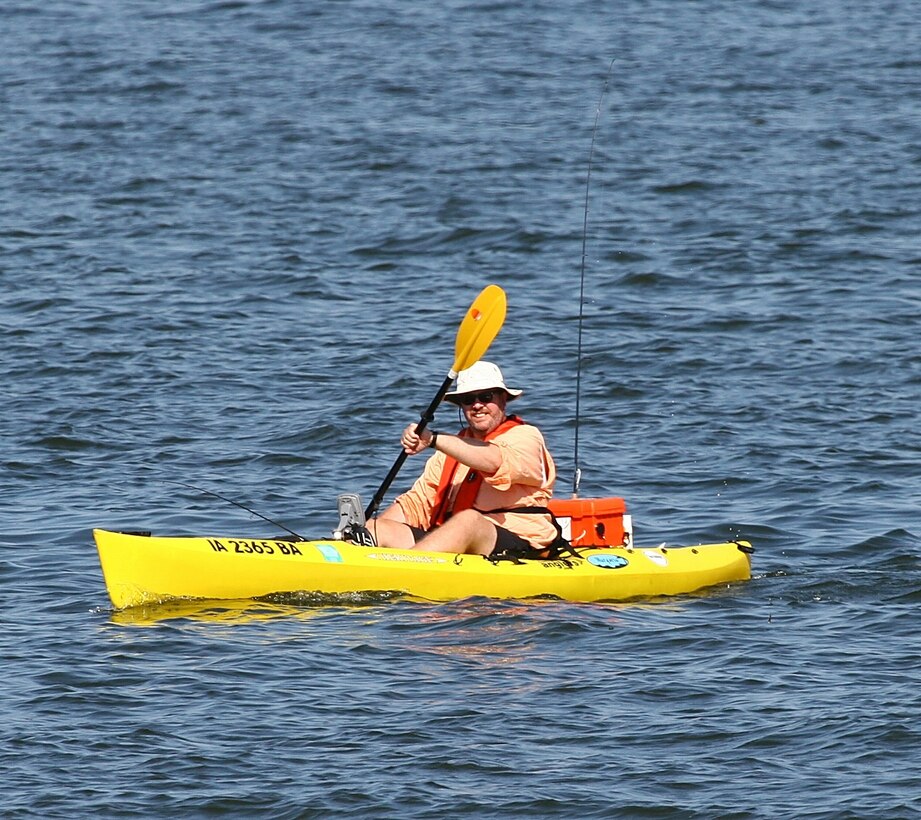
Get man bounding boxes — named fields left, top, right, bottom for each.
left=368, top=361, right=558, bottom=557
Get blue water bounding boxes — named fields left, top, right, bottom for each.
left=2, top=0, right=919, bottom=817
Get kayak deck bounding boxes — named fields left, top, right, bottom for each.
left=93, top=529, right=753, bottom=610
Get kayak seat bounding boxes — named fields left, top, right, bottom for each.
left=547, top=497, right=632, bottom=549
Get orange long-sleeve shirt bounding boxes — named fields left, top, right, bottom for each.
left=394, top=422, right=558, bottom=547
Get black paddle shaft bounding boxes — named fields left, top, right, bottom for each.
left=364, top=373, right=454, bottom=520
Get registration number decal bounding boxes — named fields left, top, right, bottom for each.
left=207, top=538, right=303, bottom=556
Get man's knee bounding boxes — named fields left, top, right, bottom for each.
left=447, top=509, right=485, bottom=527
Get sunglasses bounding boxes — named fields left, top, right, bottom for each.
left=458, top=390, right=499, bottom=407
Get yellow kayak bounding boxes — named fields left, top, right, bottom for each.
left=93, top=527, right=753, bottom=610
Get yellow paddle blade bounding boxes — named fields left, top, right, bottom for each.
left=452, top=284, right=507, bottom=374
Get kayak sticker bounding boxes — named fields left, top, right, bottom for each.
left=315, top=543, right=343, bottom=563
left=207, top=538, right=302, bottom=556
left=540, top=559, right=580, bottom=570
left=367, top=552, right=447, bottom=564
left=587, top=554, right=629, bottom=570
left=643, top=550, right=668, bottom=567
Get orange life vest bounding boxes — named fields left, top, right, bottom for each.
left=429, top=416, right=525, bottom=527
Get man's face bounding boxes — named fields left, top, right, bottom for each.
left=459, top=390, right=508, bottom=437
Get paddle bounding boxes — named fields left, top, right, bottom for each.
left=364, top=284, right=507, bottom=520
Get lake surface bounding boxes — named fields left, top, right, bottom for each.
left=2, top=1, right=919, bottom=817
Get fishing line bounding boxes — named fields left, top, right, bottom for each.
left=165, top=480, right=305, bottom=541
left=573, top=57, right=615, bottom=498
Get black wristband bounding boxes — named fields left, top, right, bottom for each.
left=429, top=431, right=439, bottom=449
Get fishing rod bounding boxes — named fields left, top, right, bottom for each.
left=166, top=480, right=306, bottom=541
left=573, top=57, right=616, bottom=498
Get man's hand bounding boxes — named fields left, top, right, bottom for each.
left=400, top=424, right=433, bottom=455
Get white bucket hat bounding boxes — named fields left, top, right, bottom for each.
left=444, top=361, right=523, bottom=405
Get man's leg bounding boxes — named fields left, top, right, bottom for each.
left=410, top=509, right=497, bottom=555
left=366, top=518, right=417, bottom=549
